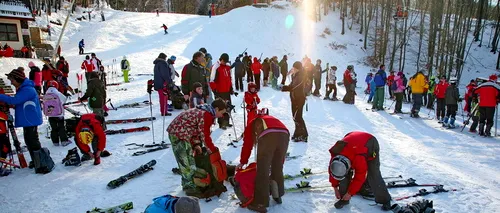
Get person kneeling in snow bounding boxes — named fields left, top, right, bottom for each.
left=329, top=131, right=391, bottom=211
left=75, top=113, right=106, bottom=165
left=166, top=99, right=227, bottom=196
left=244, top=82, right=260, bottom=126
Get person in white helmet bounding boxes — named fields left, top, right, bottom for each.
left=328, top=131, right=391, bottom=211
left=443, top=77, right=461, bottom=128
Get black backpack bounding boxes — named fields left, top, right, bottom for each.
left=33, top=147, right=55, bottom=174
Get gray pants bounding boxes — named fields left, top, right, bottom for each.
left=92, top=108, right=106, bottom=130
left=338, top=137, right=391, bottom=204
left=253, top=132, right=289, bottom=207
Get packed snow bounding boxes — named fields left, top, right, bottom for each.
left=0, top=1, right=499, bottom=213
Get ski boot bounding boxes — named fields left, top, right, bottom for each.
left=324, top=96, right=330, bottom=100
left=61, top=140, right=72, bottom=147
left=438, top=118, right=444, bottom=123
left=334, top=200, right=350, bottom=209
left=270, top=180, right=282, bottom=204
left=381, top=202, right=391, bottom=211
left=247, top=204, right=267, bottom=213
left=81, top=152, right=93, bottom=162
left=485, top=124, right=493, bottom=137
left=442, top=117, right=449, bottom=127
left=448, top=118, right=456, bottom=129
left=167, top=104, right=174, bottom=112
left=478, top=123, right=485, bottom=136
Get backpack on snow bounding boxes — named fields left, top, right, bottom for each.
left=42, top=93, right=63, bottom=117
left=192, top=148, right=227, bottom=198
left=121, top=60, right=128, bottom=70
left=234, top=162, right=257, bottom=207
left=145, top=194, right=184, bottom=213
left=33, top=147, right=55, bottom=174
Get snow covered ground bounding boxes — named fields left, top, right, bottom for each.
left=1, top=1, right=500, bottom=212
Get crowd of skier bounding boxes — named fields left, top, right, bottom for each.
left=0, top=43, right=499, bottom=213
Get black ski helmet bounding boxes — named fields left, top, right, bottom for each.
left=199, top=47, right=207, bottom=54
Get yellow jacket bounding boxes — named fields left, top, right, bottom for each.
left=409, top=72, right=428, bottom=94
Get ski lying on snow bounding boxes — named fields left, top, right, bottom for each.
left=284, top=169, right=328, bottom=180
left=64, top=107, right=83, bottom=116
left=115, top=101, right=151, bottom=109
left=132, top=144, right=170, bottom=156
left=386, top=178, right=441, bottom=188
left=105, top=126, right=150, bottom=135
left=106, top=83, right=122, bottom=86
left=394, top=185, right=460, bottom=201
left=107, top=160, right=156, bottom=189
left=86, top=201, right=133, bottom=213
left=106, top=117, right=156, bottom=124
left=0, top=158, right=20, bottom=169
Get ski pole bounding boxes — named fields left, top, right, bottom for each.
left=162, top=89, right=168, bottom=144
left=82, top=102, right=89, bottom=113
left=496, top=104, right=498, bottom=137
left=149, top=92, right=155, bottom=144
left=387, top=99, right=395, bottom=110
left=228, top=112, right=238, bottom=141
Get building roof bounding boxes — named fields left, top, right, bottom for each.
left=0, top=0, right=34, bottom=21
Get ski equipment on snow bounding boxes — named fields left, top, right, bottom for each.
left=107, top=160, right=156, bottom=189
left=105, top=126, right=150, bottom=135
left=131, top=144, right=170, bottom=156
left=105, top=117, right=156, bottom=124
left=86, top=201, right=133, bottom=213
left=394, top=185, right=459, bottom=201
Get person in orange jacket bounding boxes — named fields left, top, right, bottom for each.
left=328, top=131, right=391, bottom=210
left=244, top=82, right=260, bottom=126
left=251, top=57, right=262, bottom=91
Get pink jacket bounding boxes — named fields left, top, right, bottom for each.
left=394, top=76, right=406, bottom=93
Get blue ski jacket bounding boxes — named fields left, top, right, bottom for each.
left=373, top=69, right=387, bottom=87
left=0, top=79, right=43, bottom=127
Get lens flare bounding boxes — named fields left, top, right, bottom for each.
left=285, top=15, right=294, bottom=29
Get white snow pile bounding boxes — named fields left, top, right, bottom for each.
left=0, top=1, right=499, bottom=213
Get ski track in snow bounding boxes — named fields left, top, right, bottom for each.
left=0, top=2, right=499, bottom=213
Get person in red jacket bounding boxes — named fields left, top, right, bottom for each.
left=21, top=46, right=29, bottom=58
left=244, top=82, right=260, bottom=126
left=75, top=113, right=106, bottom=165
left=464, top=79, right=477, bottom=114
left=251, top=57, right=262, bottom=91
left=342, top=65, right=356, bottom=104
left=41, top=58, right=57, bottom=94
left=386, top=71, right=395, bottom=99
left=433, top=75, right=449, bottom=123
left=3, top=45, right=13, bottom=57
left=210, top=53, right=237, bottom=130
left=237, top=110, right=289, bottom=213
left=81, top=55, right=95, bottom=83
left=473, top=75, right=500, bottom=136
left=328, top=131, right=391, bottom=210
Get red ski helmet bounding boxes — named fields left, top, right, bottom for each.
left=47, top=80, right=59, bottom=88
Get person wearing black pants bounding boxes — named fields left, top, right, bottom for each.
left=231, top=56, right=244, bottom=92
left=282, top=61, right=308, bottom=142
left=246, top=55, right=253, bottom=82
left=49, top=117, right=69, bottom=145
left=436, top=98, right=446, bottom=121
left=279, top=55, right=288, bottom=85
left=473, top=75, right=500, bottom=136
left=24, top=126, right=42, bottom=160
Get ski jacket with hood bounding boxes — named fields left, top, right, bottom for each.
left=474, top=82, right=500, bottom=107
left=153, top=58, right=172, bottom=91
left=251, top=58, right=262, bottom=75
left=210, top=61, right=233, bottom=93
left=0, top=79, right=43, bottom=127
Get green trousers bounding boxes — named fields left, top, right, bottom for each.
left=122, top=70, right=129, bottom=82
left=169, top=134, right=196, bottom=190
left=372, top=87, right=385, bottom=110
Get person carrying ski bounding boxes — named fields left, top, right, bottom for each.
left=121, top=56, right=131, bottom=83
left=75, top=113, right=106, bottom=165
left=371, top=65, right=387, bottom=110
left=166, top=99, right=227, bottom=196
left=473, top=75, right=500, bottom=137
left=328, top=131, right=391, bottom=210
left=279, top=55, right=288, bottom=85
left=434, top=76, right=449, bottom=123
left=281, top=62, right=308, bottom=142
left=262, top=58, right=270, bottom=87
left=161, top=24, right=168, bottom=34
left=408, top=70, right=428, bottom=118
left=79, top=72, right=107, bottom=123
left=153, top=53, right=173, bottom=116
left=393, top=72, right=406, bottom=114
left=232, top=55, right=245, bottom=92
left=426, top=76, right=436, bottom=109
left=251, top=57, right=263, bottom=91
left=181, top=51, right=208, bottom=104
left=443, top=77, right=461, bottom=128
left=210, top=53, right=236, bottom=130
left=364, top=73, right=373, bottom=95
left=387, top=71, right=395, bottom=99
left=245, top=82, right=260, bottom=126
left=28, top=61, right=42, bottom=95
left=237, top=111, right=289, bottom=213
left=43, top=80, right=71, bottom=147
left=342, top=65, right=357, bottom=104
left=325, top=65, right=338, bottom=100
left=464, top=79, right=477, bottom=114
left=78, top=39, right=84, bottom=55
left=0, top=69, right=47, bottom=171
left=312, top=59, right=327, bottom=96
left=271, top=56, right=280, bottom=90
left=189, top=82, right=205, bottom=108
left=81, top=55, right=95, bottom=83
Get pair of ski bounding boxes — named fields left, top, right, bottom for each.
left=114, top=100, right=151, bottom=109
left=107, top=160, right=157, bottom=189
left=87, top=202, right=133, bottom=213
left=105, top=126, right=150, bottom=135
left=106, top=117, right=155, bottom=124
left=125, top=142, right=170, bottom=156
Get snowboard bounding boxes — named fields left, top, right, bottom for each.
left=105, top=126, right=150, bottom=135
left=106, top=117, right=156, bottom=124
left=86, top=201, right=133, bottom=213
left=107, top=160, right=156, bottom=189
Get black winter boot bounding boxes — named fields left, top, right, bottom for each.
left=485, top=124, right=493, bottom=137
left=334, top=200, right=350, bottom=209
left=479, top=123, right=485, bottom=136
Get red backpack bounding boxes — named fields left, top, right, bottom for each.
left=234, top=163, right=257, bottom=207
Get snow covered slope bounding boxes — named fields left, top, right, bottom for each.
left=1, top=2, right=499, bottom=213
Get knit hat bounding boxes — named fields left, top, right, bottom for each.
left=175, top=196, right=200, bottom=213
left=199, top=47, right=207, bottom=54
left=5, top=69, right=26, bottom=80
left=28, top=61, right=35, bottom=67
left=170, top=55, right=177, bottom=61
left=293, top=61, right=302, bottom=70
left=158, top=53, right=167, bottom=60
left=192, top=82, right=202, bottom=91
left=220, top=53, right=229, bottom=62
left=397, top=71, right=403, bottom=76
